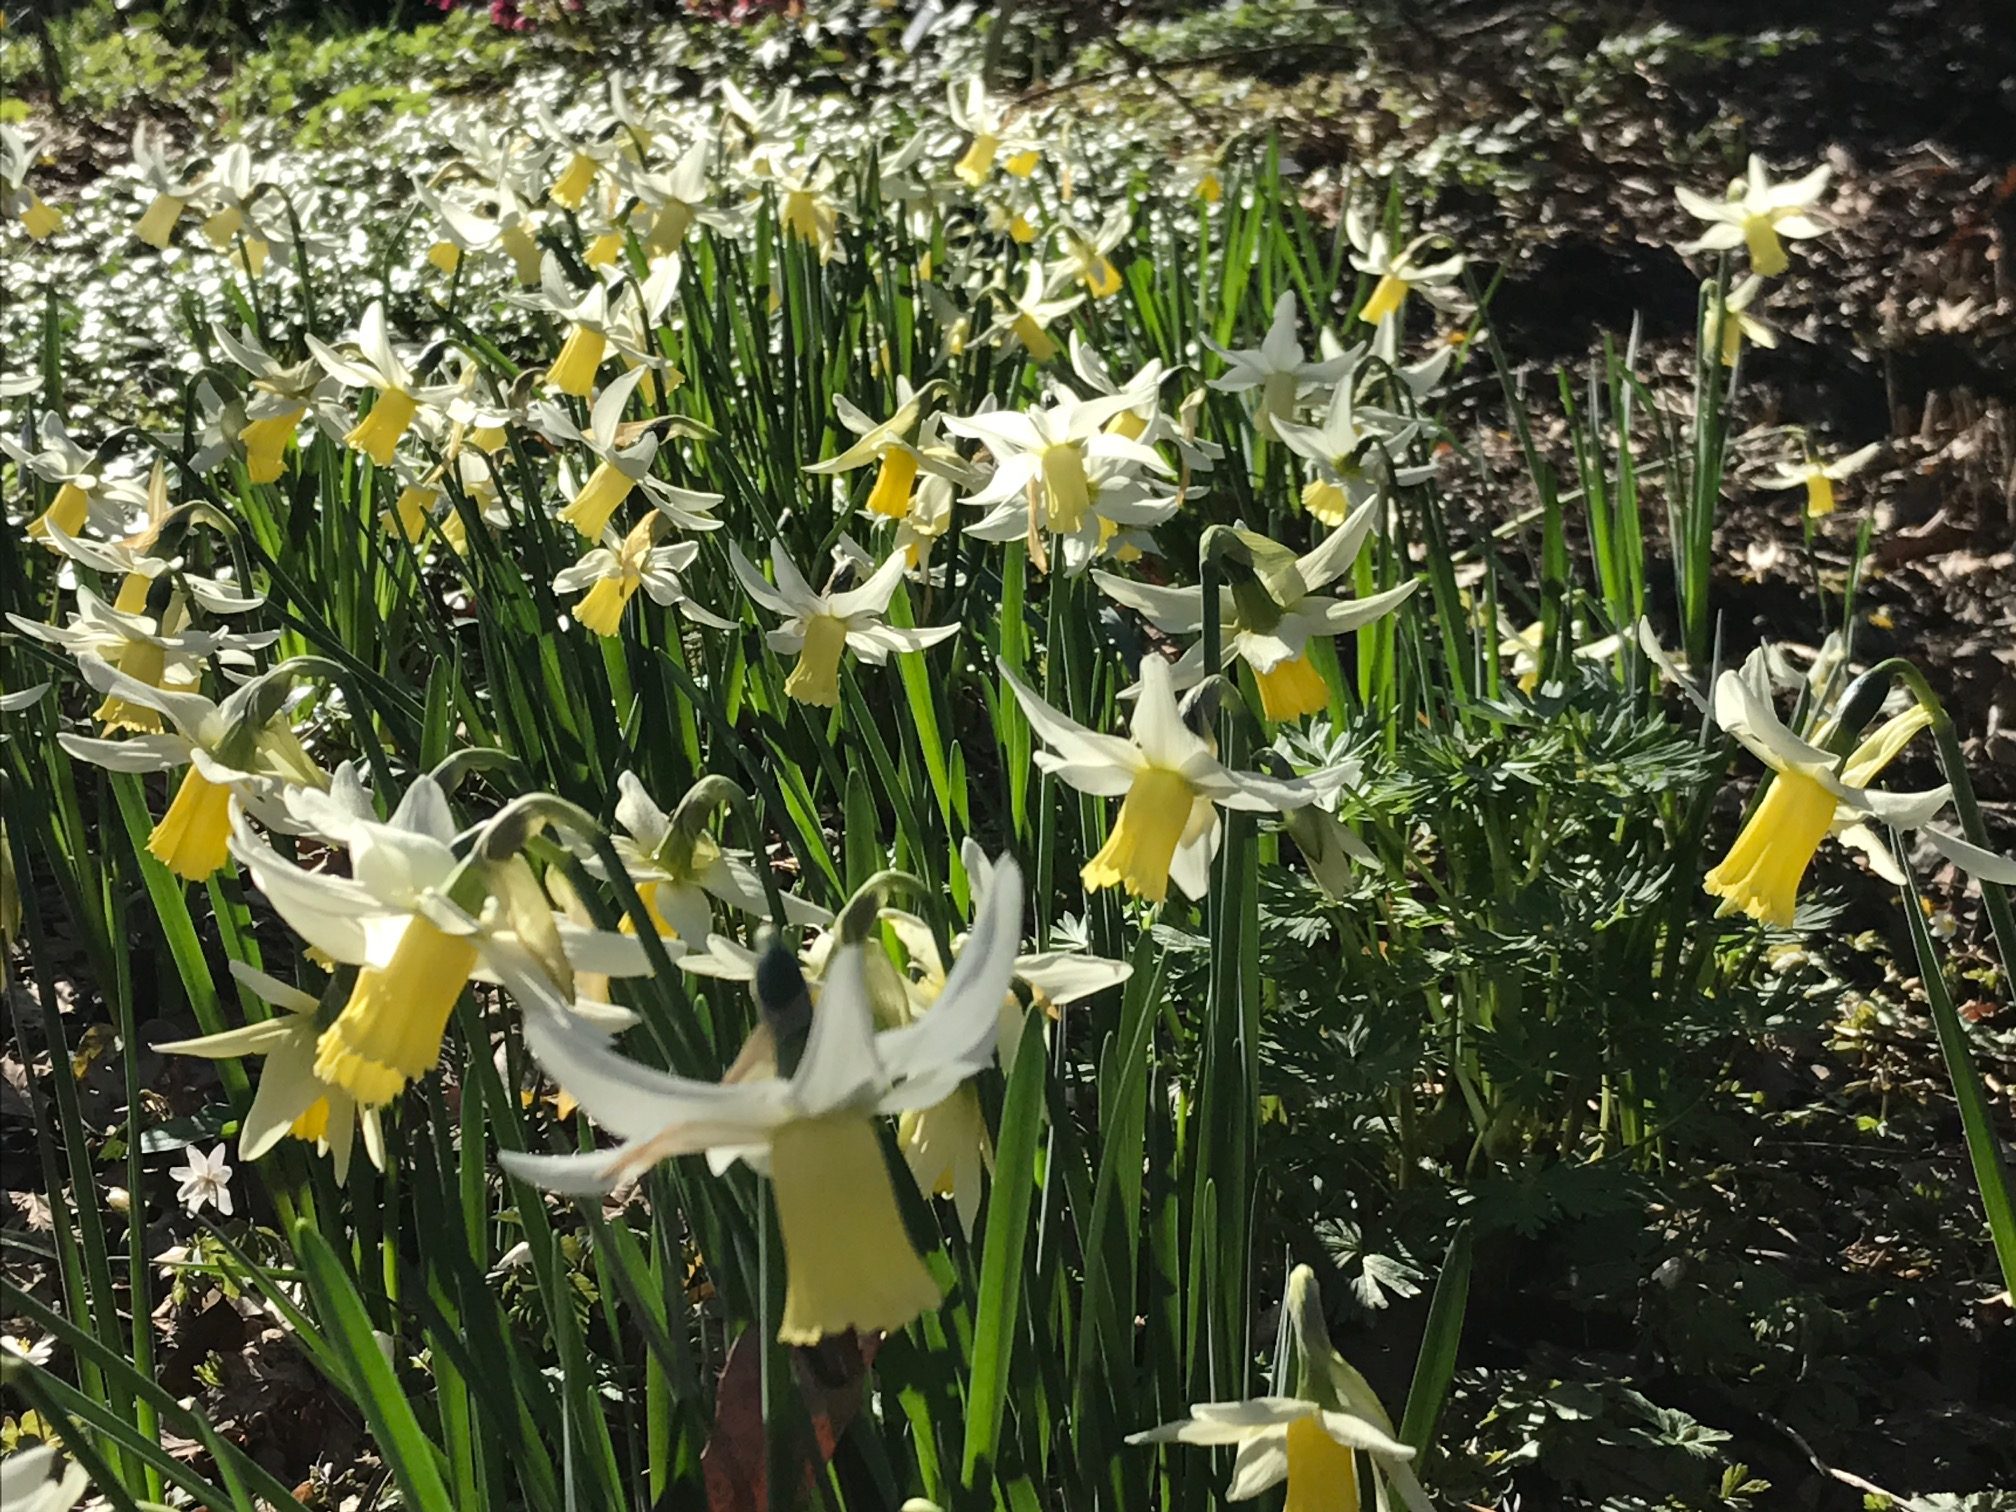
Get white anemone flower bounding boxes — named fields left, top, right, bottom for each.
left=1676, top=155, right=1830, bottom=277
left=1093, top=501, right=1419, bottom=721
left=169, top=1142, right=234, bottom=1216
left=1203, top=292, right=1356, bottom=439
left=1001, top=654, right=1353, bottom=903
left=498, top=854, right=1025, bottom=1345
left=729, top=539, right=958, bottom=708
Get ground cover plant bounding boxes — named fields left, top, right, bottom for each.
left=2, top=2, right=2013, bottom=1507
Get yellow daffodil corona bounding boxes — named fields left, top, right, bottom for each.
left=770, top=1112, right=944, bottom=1344
left=1705, top=703, right=1933, bottom=927
left=1082, top=766, right=1198, bottom=903
left=346, top=389, right=419, bottom=468
left=146, top=767, right=235, bottom=881
left=313, top=918, right=481, bottom=1105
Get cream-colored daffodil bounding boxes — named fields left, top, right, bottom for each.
left=58, top=659, right=325, bottom=882
left=1, top=125, right=62, bottom=240
left=1204, top=292, right=1357, bottom=439
left=585, top=772, right=831, bottom=948
left=730, top=539, right=959, bottom=707
left=158, top=960, right=385, bottom=1183
left=534, top=367, right=723, bottom=539
left=1002, top=654, right=1353, bottom=903
left=499, top=854, right=1024, bottom=1345
left=128, top=125, right=205, bottom=249
left=1093, top=504, right=1419, bottom=721
left=228, top=777, right=651, bottom=1107
left=1676, top=155, right=1830, bottom=277
left=1345, top=206, right=1466, bottom=327
left=1129, top=1264, right=1431, bottom=1511
left=1704, top=275, right=1776, bottom=368
left=946, top=386, right=1169, bottom=546
left=1, top=414, right=150, bottom=544
left=983, top=261, right=1085, bottom=365
left=805, top=380, right=934, bottom=521
left=947, top=77, right=1040, bottom=187
left=553, top=515, right=734, bottom=638
left=1272, top=372, right=1435, bottom=526
left=1758, top=440, right=1880, bottom=519
left=306, top=302, right=446, bottom=467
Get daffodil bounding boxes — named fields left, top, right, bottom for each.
left=534, top=368, right=723, bottom=539
left=1204, top=292, right=1357, bottom=439
left=58, top=659, right=325, bottom=883
left=947, top=385, right=1170, bottom=551
left=1758, top=440, right=1880, bottom=519
left=1676, top=156, right=1829, bottom=278
left=1703, top=659, right=1953, bottom=926
left=1272, top=373, right=1435, bottom=526
left=1, top=125, right=62, bottom=240
left=228, top=777, right=651, bottom=1107
left=1002, top=654, right=1352, bottom=903
left=878, top=847, right=1129, bottom=1227
left=0, top=414, right=150, bottom=544
left=157, top=961, right=385, bottom=1182
left=531, top=261, right=616, bottom=398
left=210, top=323, right=332, bottom=484
left=1704, top=275, right=1775, bottom=368
left=553, top=515, right=733, bottom=638
left=1129, top=1264, right=1431, bottom=1511
left=1345, top=206, right=1466, bottom=327
left=1092, top=505, right=1419, bottom=722
left=804, top=381, right=934, bottom=521
left=1054, top=206, right=1130, bottom=298
left=584, top=772, right=831, bottom=947
left=534, top=102, right=620, bottom=210
left=730, top=539, right=959, bottom=708
left=947, top=78, right=1039, bottom=187
left=128, top=125, right=205, bottom=248
left=620, top=138, right=732, bottom=259
left=499, top=855, right=1024, bottom=1344
left=0, top=1443, right=90, bottom=1512
left=983, top=262, right=1084, bottom=365
left=307, top=302, right=441, bottom=467
left=192, top=144, right=276, bottom=276
left=774, top=161, right=843, bottom=260
left=8, top=583, right=271, bottom=734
